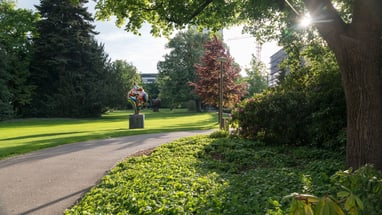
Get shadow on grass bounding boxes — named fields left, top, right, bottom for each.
left=0, top=130, right=214, bottom=169
left=0, top=109, right=209, bottom=127
left=0, top=131, right=85, bottom=141
left=0, top=110, right=218, bottom=160
left=0, top=127, right=211, bottom=160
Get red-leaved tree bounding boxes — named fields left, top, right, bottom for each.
left=189, top=36, right=246, bottom=109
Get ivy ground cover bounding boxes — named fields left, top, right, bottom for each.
left=66, top=134, right=345, bottom=214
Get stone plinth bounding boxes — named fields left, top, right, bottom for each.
left=129, top=114, right=144, bottom=129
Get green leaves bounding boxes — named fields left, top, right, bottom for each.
left=286, top=164, right=382, bottom=215
left=315, top=196, right=345, bottom=215
left=157, top=28, right=209, bottom=110
left=287, top=193, right=356, bottom=215
left=288, top=193, right=365, bottom=215
left=230, top=41, right=346, bottom=148
left=106, top=60, right=141, bottom=109
left=66, top=136, right=226, bottom=214
left=331, top=165, right=382, bottom=214
left=244, top=55, right=268, bottom=97
left=95, top=0, right=247, bottom=36
left=343, top=193, right=364, bottom=214
left=28, top=0, right=115, bottom=117
left=0, top=0, right=38, bottom=119
left=66, top=134, right=350, bottom=214
left=93, top=0, right=297, bottom=39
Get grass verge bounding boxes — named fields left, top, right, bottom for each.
left=65, top=134, right=346, bottom=214
left=0, top=109, right=218, bottom=159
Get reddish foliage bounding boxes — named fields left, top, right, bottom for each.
left=189, top=36, right=246, bottom=108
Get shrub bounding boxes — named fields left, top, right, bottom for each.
left=209, top=130, right=229, bottom=138
left=231, top=89, right=309, bottom=145
left=231, top=45, right=346, bottom=148
left=305, top=68, right=346, bottom=148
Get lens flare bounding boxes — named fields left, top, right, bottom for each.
left=300, top=15, right=312, bottom=27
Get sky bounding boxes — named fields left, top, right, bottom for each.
left=16, top=0, right=280, bottom=75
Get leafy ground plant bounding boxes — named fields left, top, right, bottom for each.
left=65, top=135, right=346, bottom=214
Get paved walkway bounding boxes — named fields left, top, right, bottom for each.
left=0, top=130, right=213, bottom=215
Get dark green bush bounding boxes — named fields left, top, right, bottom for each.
left=231, top=45, right=346, bottom=148
left=305, top=68, right=346, bottom=148
left=231, top=89, right=309, bottom=145
left=209, top=130, right=229, bottom=138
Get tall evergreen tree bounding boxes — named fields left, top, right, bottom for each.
left=189, top=36, right=246, bottom=109
left=0, top=44, right=11, bottom=120
left=157, top=28, right=210, bottom=111
left=29, top=0, right=108, bottom=117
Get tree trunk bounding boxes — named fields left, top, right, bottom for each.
left=305, top=0, right=382, bottom=170
left=336, top=38, right=382, bottom=170
left=195, top=99, right=202, bottom=112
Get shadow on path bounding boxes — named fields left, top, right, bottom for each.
left=0, top=130, right=213, bottom=215
left=19, top=187, right=92, bottom=215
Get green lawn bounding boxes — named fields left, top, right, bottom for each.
left=0, top=109, right=218, bottom=159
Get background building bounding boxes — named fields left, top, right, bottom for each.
left=141, top=73, right=158, bottom=84
left=269, top=49, right=287, bottom=86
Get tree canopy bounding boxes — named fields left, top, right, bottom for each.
left=189, top=36, right=246, bottom=109
left=244, top=55, right=268, bottom=97
left=0, top=0, right=38, bottom=118
left=106, top=60, right=141, bottom=109
left=157, top=28, right=210, bottom=111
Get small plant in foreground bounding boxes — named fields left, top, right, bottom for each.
left=285, top=164, right=382, bottom=215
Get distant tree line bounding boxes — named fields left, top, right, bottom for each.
left=0, top=0, right=140, bottom=119
left=0, top=0, right=268, bottom=119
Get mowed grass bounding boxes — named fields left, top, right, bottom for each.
left=0, top=109, right=218, bottom=159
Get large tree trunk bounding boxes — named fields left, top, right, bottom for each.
left=337, top=38, right=382, bottom=170
left=195, top=99, right=202, bottom=112
left=305, top=0, right=382, bottom=170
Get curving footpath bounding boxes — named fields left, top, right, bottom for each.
left=0, top=130, right=213, bottom=215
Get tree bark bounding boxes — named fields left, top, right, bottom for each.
left=195, top=99, right=202, bottom=112
left=339, top=37, right=382, bottom=170
left=305, top=0, right=382, bottom=170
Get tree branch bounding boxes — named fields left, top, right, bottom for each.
left=304, top=0, right=347, bottom=45
left=188, top=0, right=214, bottom=22
left=165, top=0, right=214, bottom=24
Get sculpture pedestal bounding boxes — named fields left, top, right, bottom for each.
left=129, top=114, right=144, bottom=129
